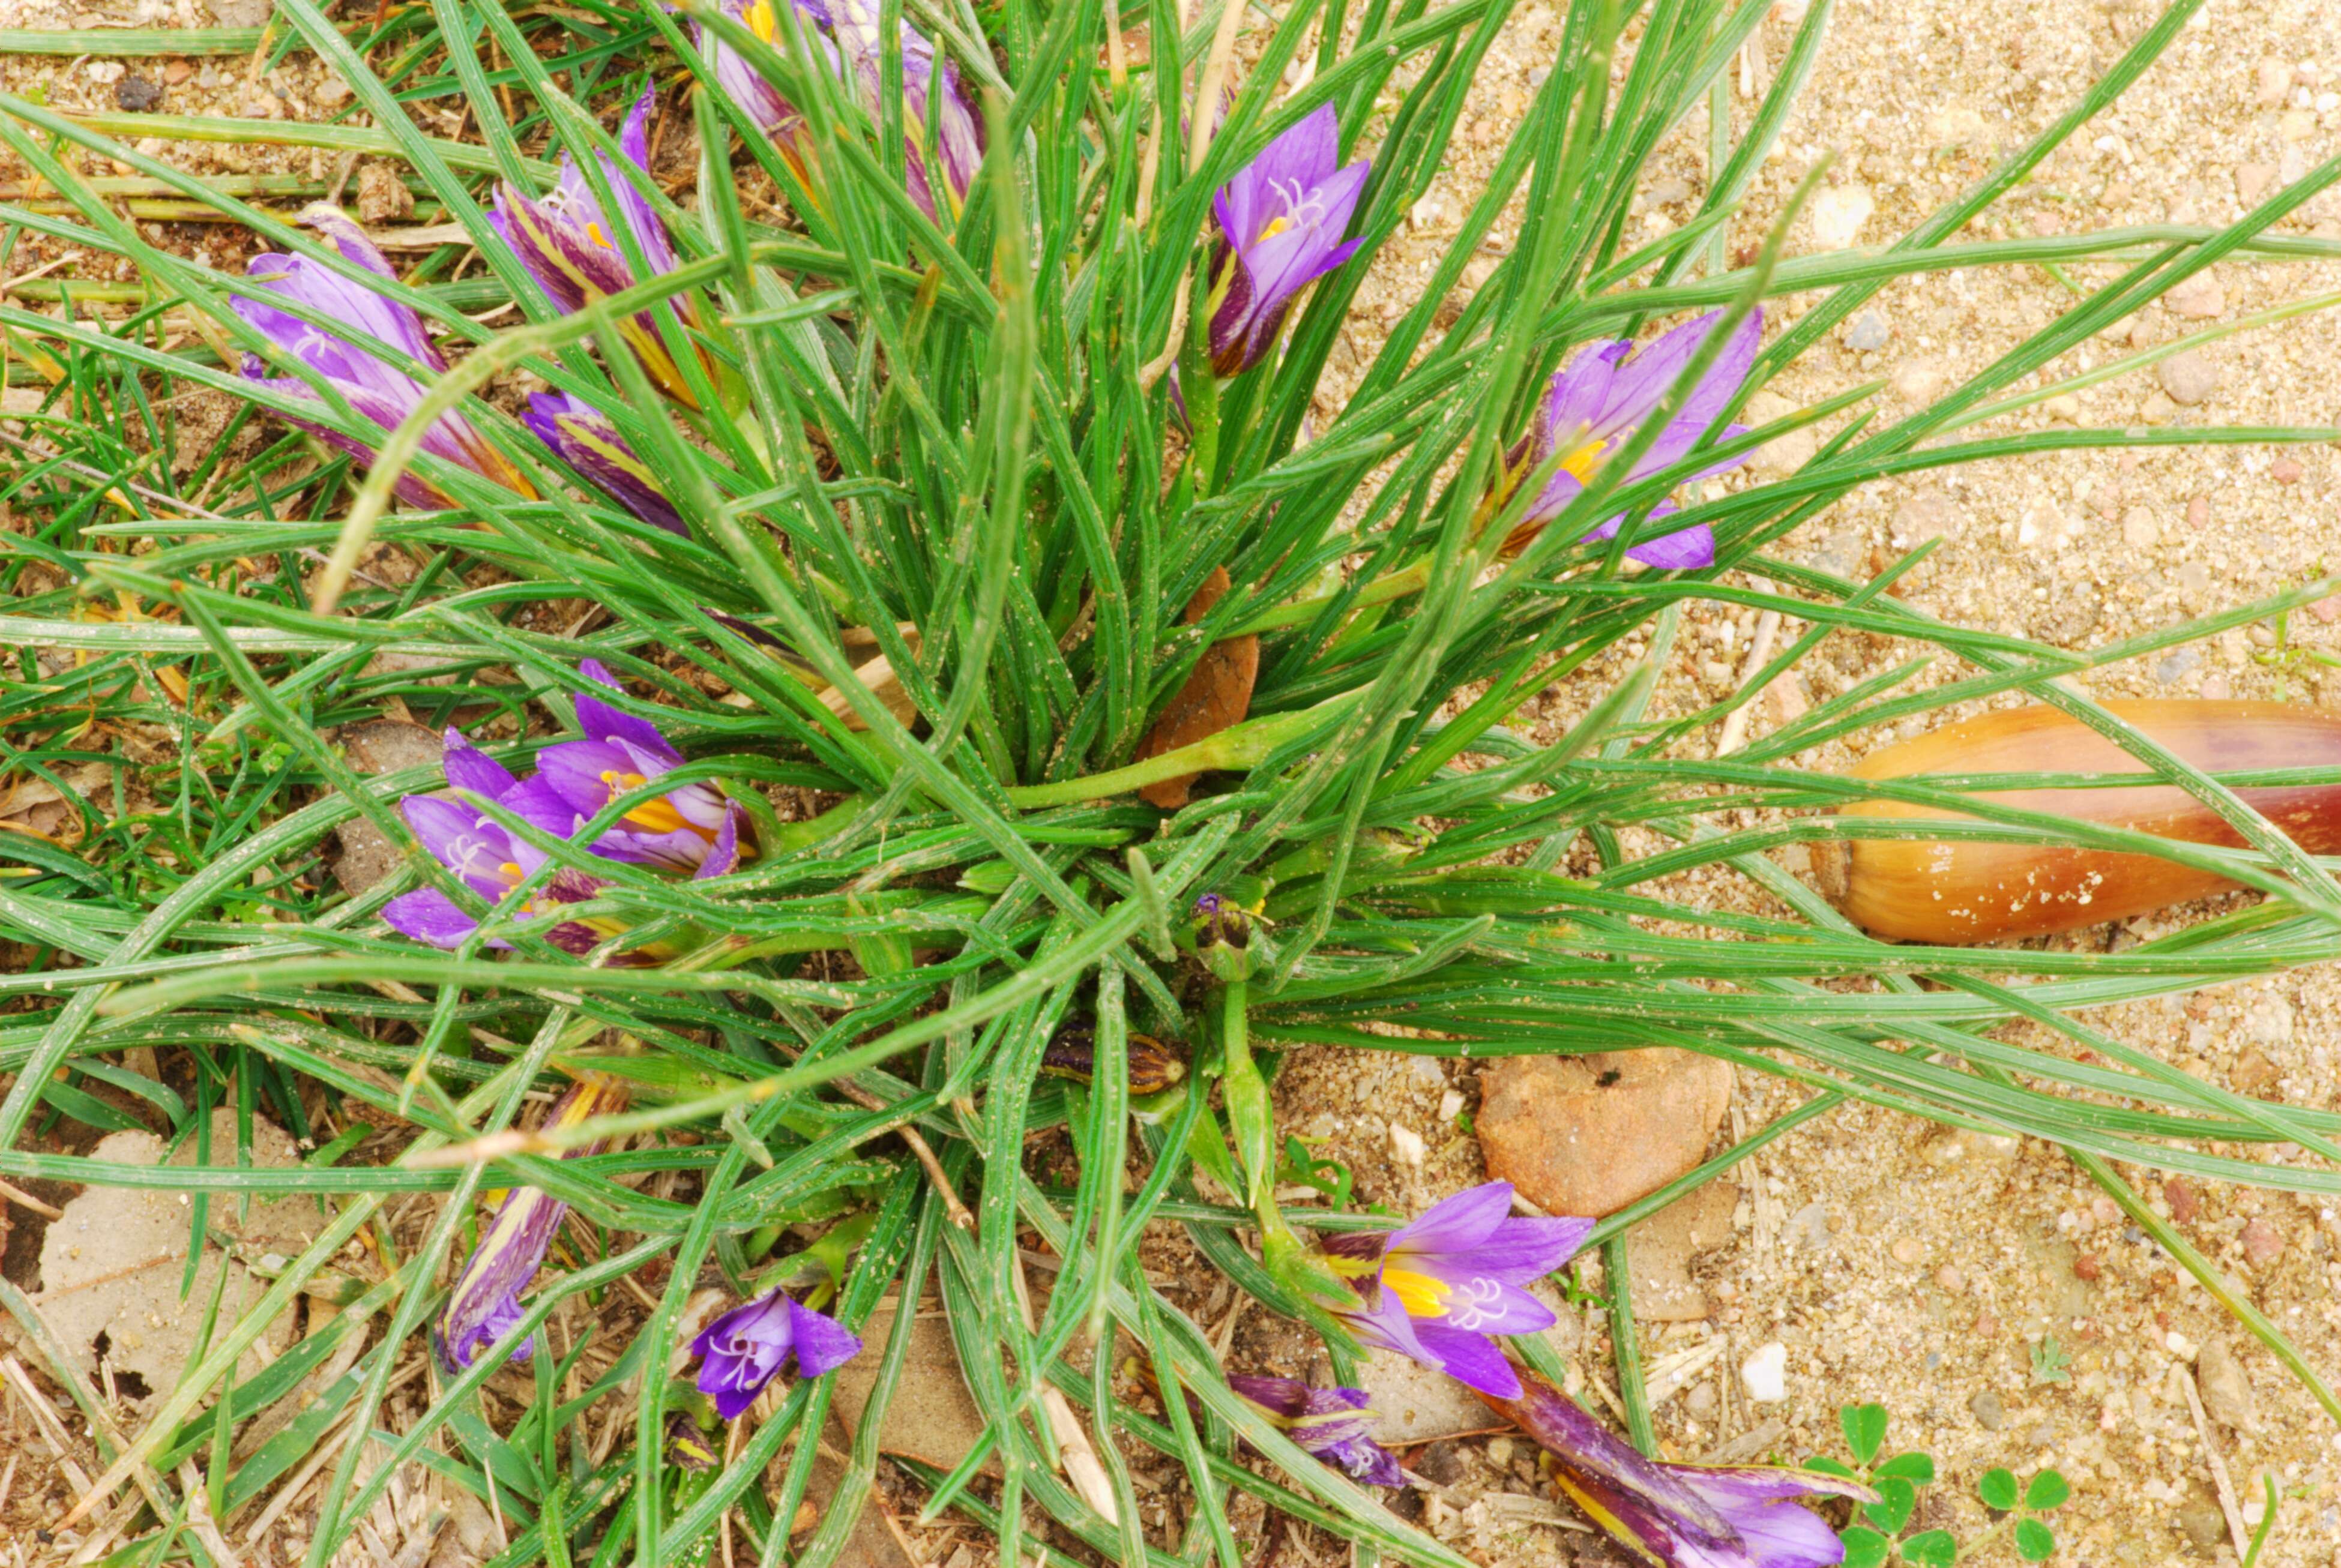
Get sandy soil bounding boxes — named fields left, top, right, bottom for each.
left=8, top=0, right=2341, bottom=1563
left=1277, top=0, right=2341, bottom=1564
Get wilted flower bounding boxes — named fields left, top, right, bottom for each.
left=698, top=0, right=982, bottom=222
left=433, top=1076, right=625, bottom=1373
left=1226, top=1374, right=1404, bottom=1487
left=513, top=660, right=747, bottom=873
left=523, top=391, right=685, bottom=536
left=1487, top=1368, right=1876, bottom=1568
left=233, top=204, right=532, bottom=506
left=491, top=89, right=705, bottom=406
left=1207, top=104, right=1371, bottom=376
left=1498, top=308, right=1763, bottom=571
left=1321, top=1180, right=1590, bottom=1399
left=666, top=1411, right=722, bottom=1471
left=690, top=1287, right=863, bottom=1418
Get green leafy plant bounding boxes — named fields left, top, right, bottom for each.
left=1819, top=1402, right=2071, bottom=1567
left=1, top=0, right=2339, bottom=1560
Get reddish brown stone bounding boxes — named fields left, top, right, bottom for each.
left=1477, top=1049, right=1733, bottom=1218
left=2165, top=1177, right=2200, bottom=1223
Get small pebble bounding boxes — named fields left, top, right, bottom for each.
left=2272, top=455, right=2304, bottom=484
left=163, top=59, right=193, bottom=85
left=1809, top=184, right=1875, bottom=249
left=2256, top=58, right=2296, bottom=106
left=1969, top=1390, right=2006, bottom=1431
left=2074, top=1253, right=2101, bottom=1281
left=2240, top=1218, right=2283, bottom=1265
left=2157, top=349, right=2219, bottom=406
left=1845, top=310, right=1890, bottom=352
left=1891, top=358, right=1946, bottom=404
left=1687, top=1381, right=1718, bottom=1417
left=2165, top=1176, right=2201, bottom=1222
left=2166, top=274, right=2225, bottom=320
left=1935, top=1264, right=1965, bottom=1291
left=313, top=71, right=352, bottom=109
left=114, top=74, right=163, bottom=112
left=1741, top=1342, right=1788, bottom=1404
left=2166, top=1329, right=2199, bottom=1360
left=1890, top=1236, right=1923, bottom=1265
left=2121, top=506, right=2158, bottom=548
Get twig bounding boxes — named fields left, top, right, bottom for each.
left=1714, top=575, right=1780, bottom=757
left=831, top=1077, right=974, bottom=1231
left=0, top=1177, right=62, bottom=1222
left=2180, top=1363, right=2252, bottom=1560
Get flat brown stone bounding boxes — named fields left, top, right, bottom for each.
left=1477, top=1048, right=1734, bottom=1218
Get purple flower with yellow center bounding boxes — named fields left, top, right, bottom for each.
left=433, top=1076, right=627, bottom=1374
left=1320, top=1180, right=1589, bottom=1399
left=1226, top=1374, right=1404, bottom=1487
left=512, top=660, right=746, bottom=873
left=1206, top=104, right=1370, bottom=376
left=1498, top=308, right=1764, bottom=571
left=690, top=1287, right=863, bottom=1419
left=380, top=731, right=740, bottom=955
left=233, top=204, right=534, bottom=507
left=1483, top=1368, right=1876, bottom=1568
left=490, top=91, right=706, bottom=407
left=523, top=391, right=685, bottom=536
left=699, top=0, right=981, bottom=223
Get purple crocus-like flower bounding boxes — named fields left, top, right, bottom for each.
left=690, top=1287, right=863, bottom=1419
left=698, top=0, right=982, bottom=223
left=433, top=1076, right=626, bottom=1374
left=1499, top=308, right=1764, bottom=571
left=513, top=660, right=744, bottom=873
left=491, top=91, right=705, bottom=407
left=1206, top=104, right=1370, bottom=376
left=233, top=204, right=533, bottom=507
left=523, top=391, right=685, bottom=536
left=380, top=734, right=741, bottom=955
left=1484, top=1368, right=1876, bottom=1568
left=1226, top=1375, right=1404, bottom=1487
left=1321, top=1181, right=1590, bottom=1399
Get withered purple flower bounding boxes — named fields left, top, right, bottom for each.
left=491, top=90, right=706, bottom=407
left=1485, top=1368, right=1876, bottom=1568
left=698, top=0, right=982, bottom=222
left=523, top=392, right=685, bottom=536
left=1206, top=104, right=1370, bottom=376
left=1226, top=1374, right=1404, bottom=1487
left=433, top=1076, right=627, bottom=1374
left=233, top=205, right=533, bottom=506
left=691, top=1287, right=863, bottom=1419
left=1321, top=1180, right=1589, bottom=1399
left=1499, top=308, right=1764, bottom=571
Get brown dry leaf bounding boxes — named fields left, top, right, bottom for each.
left=1135, top=566, right=1259, bottom=808
left=36, top=1110, right=326, bottom=1403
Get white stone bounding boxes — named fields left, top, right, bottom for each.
left=1809, top=184, right=1875, bottom=250
left=1742, top=1342, right=1789, bottom=1403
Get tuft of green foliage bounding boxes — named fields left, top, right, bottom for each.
left=4, top=0, right=2341, bottom=1560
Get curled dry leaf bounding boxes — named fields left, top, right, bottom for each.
left=1136, top=566, right=1260, bottom=808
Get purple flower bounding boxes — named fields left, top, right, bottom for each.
left=1501, top=308, right=1764, bottom=571
left=433, top=1077, right=625, bottom=1374
left=514, top=660, right=746, bottom=873
left=379, top=729, right=742, bottom=955
left=1321, top=1181, right=1590, bottom=1399
left=523, top=391, right=685, bottom=536
left=691, top=1287, right=863, bottom=1419
left=699, top=0, right=982, bottom=222
left=1487, top=1368, right=1876, bottom=1568
left=233, top=204, right=533, bottom=507
left=491, top=91, right=706, bottom=407
left=1226, top=1375, right=1403, bottom=1487
left=1207, top=104, right=1370, bottom=376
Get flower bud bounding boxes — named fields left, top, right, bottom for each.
left=1041, top=1023, right=1189, bottom=1097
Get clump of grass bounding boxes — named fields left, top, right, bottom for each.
left=3, top=0, right=2341, bottom=1560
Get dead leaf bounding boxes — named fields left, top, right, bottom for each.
left=1136, top=566, right=1259, bottom=808
left=828, top=1305, right=996, bottom=1477
left=36, top=1110, right=327, bottom=1403
left=331, top=719, right=444, bottom=897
